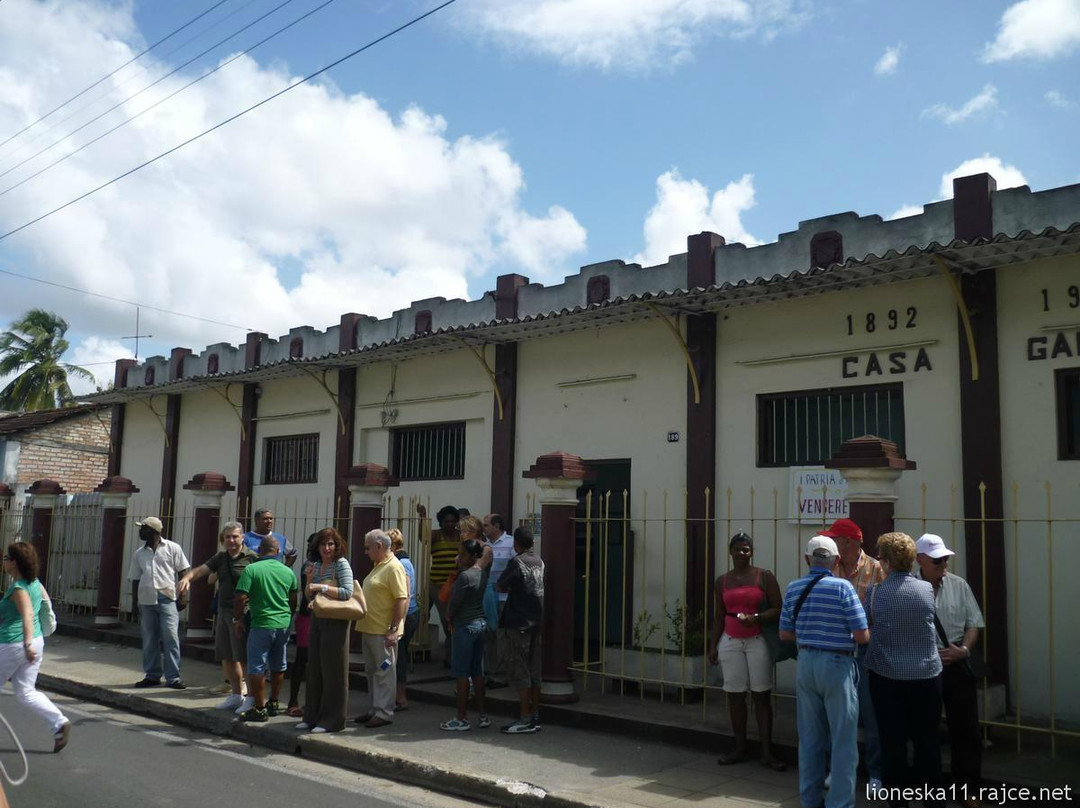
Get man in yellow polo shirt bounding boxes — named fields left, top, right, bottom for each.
left=353, top=529, right=408, bottom=729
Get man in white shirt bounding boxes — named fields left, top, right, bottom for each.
left=128, top=516, right=191, bottom=689
left=482, top=513, right=515, bottom=688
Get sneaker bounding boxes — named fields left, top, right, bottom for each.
left=501, top=719, right=538, bottom=734
left=134, top=678, right=160, bottom=688
left=215, top=693, right=244, bottom=711
left=265, top=700, right=280, bottom=717
left=296, top=722, right=312, bottom=731
left=477, top=714, right=491, bottom=729
left=440, top=717, right=471, bottom=731
left=240, top=707, right=268, bottom=723
left=53, top=721, right=72, bottom=753
left=311, top=726, right=328, bottom=734
left=234, top=696, right=255, bottom=715
left=530, top=713, right=541, bottom=729
left=166, top=680, right=187, bottom=690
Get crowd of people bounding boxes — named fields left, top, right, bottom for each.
left=708, top=518, right=986, bottom=808
left=125, top=505, right=545, bottom=736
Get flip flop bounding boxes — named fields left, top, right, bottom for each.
left=761, top=758, right=788, bottom=772
left=286, top=706, right=303, bottom=718
left=717, top=752, right=750, bottom=765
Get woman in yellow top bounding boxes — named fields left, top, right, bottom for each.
left=422, top=504, right=460, bottom=666
left=0, top=542, right=72, bottom=752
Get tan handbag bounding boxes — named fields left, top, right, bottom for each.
left=311, top=586, right=367, bottom=621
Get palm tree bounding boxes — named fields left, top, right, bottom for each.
left=0, top=309, right=93, bottom=411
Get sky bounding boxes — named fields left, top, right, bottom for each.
left=0, top=0, right=1078, bottom=394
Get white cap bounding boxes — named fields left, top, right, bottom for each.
left=136, top=516, right=163, bottom=533
left=915, top=533, right=954, bottom=559
left=806, top=535, right=839, bottom=559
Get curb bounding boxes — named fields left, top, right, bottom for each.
left=38, top=672, right=603, bottom=808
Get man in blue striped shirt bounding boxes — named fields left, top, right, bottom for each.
left=780, top=536, right=869, bottom=808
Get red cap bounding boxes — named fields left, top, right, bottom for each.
left=821, top=518, right=862, bottom=542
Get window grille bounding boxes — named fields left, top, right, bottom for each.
left=1057, top=367, right=1080, bottom=460
left=263, top=433, right=319, bottom=484
left=757, top=383, right=905, bottom=467
left=392, top=422, right=466, bottom=480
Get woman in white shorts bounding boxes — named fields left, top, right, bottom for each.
left=707, top=533, right=785, bottom=770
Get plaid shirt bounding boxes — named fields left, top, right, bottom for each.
left=837, top=550, right=884, bottom=606
left=864, top=572, right=942, bottom=681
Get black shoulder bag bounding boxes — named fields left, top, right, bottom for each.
left=759, top=573, right=824, bottom=662
left=933, top=614, right=987, bottom=680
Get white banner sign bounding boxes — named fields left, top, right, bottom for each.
left=788, top=466, right=849, bottom=524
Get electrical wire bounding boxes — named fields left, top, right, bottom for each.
left=0, top=0, right=459, bottom=245
left=0, top=0, right=235, bottom=151
left=0, top=0, right=302, bottom=184
left=0, top=0, right=340, bottom=200
left=0, top=266, right=252, bottom=331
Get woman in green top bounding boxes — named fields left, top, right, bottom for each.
left=0, top=542, right=71, bottom=752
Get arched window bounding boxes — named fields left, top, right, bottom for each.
left=415, top=310, right=433, bottom=334
left=144, top=366, right=155, bottom=385
left=587, top=275, right=611, bottom=305
left=207, top=353, right=220, bottom=374
left=289, top=337, right=303, bottom=358
left=810, top=231, right=843, bottom=269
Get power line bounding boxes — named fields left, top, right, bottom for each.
left=0, top=0, right=302, bottom=184
left=0, top=0, right=340, bottom=200
left=0, top=0, right=459, bottom=245
left=0, top=0, right=235, bottom=151
left=0, top=266, right=252, bottom=331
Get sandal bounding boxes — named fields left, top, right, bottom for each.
left=761, top=758, right=788, bottom=772
left=286, top=706, right=304, bottom=718
left=717, top=752, right=750, bottom=765
left=53, top=722, right=72, bottom=754
left=394, top=702, right=408, bottom=712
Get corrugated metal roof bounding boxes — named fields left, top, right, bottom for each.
left=0, top=404, right=106, bottom=436
left=82, top=223, right=1080, bottom=404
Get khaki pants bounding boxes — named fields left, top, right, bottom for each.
left=360, top=633, right=397, bottom=722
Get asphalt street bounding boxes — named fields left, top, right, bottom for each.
left=0, top=690, right=480, bottom=808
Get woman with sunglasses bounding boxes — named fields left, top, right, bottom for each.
left=0, top=542, right=72, bottom=752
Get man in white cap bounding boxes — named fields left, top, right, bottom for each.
left=916, top=534, right=985, bottom=806
left=128, top=516, right=191, bottom=689
left=779, top=536, right=869, bottom=808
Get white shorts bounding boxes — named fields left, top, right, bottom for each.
left=717, top=633, right=773, bottom=693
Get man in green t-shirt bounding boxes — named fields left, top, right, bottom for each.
left=233, top=536, right=297, bottom=722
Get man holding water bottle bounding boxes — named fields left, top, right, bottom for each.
left=353, top=529, right=409, bottom=729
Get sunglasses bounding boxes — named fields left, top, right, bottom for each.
left=929, top=556, right=949, bottom=566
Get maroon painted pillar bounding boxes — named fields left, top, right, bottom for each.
left=824, top=436, right=916, bottom=559
left=523, top=452, right=590, bottom=704
left=490, top=273, right=528, bottom=524
left=182, top=472, right=235, bottom=639
left=94, top=476, right=140, bottom=626
left=26, top=479, right=66, bottom=588
left=345, top=464, right=398, bottom=649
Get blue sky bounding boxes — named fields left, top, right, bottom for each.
left=0, top=0, right=1078, bottom=390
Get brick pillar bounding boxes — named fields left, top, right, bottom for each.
left=523, top=452, right=590, bottom=704
left=182, top=472, right=235, bottom=639
left=26, top=479, right=66, bottom=587
left=94, top=476, right=140, bottom=626
left=824, top=436, right=916, bottom=558
left=346, top=464, right=398, bottom=648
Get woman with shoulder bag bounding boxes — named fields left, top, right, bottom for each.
left=0, top=542, right=72, bottom=752
left=298, top=527, right=354, bottom=733
left=707, top=532, right=785, bottom=770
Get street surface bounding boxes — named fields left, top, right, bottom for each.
left=0, top=690, right=480, bottom=808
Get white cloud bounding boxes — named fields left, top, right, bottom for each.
left=874, top=44, right=903, bottom=76
left=0, top=0, right=586, bottom=352
left=983, top=0, right=1080, bottom=62
left=1045, top=89, right=1071, bottom=107
left=939, top=155, right=1028, bottom=198
left=922, top=84, right=999, bottom=125
left=462, top=0, right=811, bottom=71
left=632, top=170, right=758, bottom=267
left=887, top=204, right=923, bottom=221
left=68, top=337, right=131, bottom=395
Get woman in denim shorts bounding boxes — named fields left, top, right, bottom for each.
left=440, top=539, right=489, bottom=731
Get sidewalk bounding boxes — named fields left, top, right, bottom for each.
left=39, top=632, right=865, bottom=808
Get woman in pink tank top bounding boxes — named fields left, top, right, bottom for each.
left=707, top=532, right=785, bottom=770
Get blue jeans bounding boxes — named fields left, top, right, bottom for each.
left=450, top=618, right=485, bottom=678
left=856, top=644, right=882, bottom=781
left=139, top=594, right=181, bottom=683
left=796, top=648, right=859, bottom=808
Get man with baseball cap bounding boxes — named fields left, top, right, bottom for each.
left=916, top=534, right=985, bottom=806
left=128, top=516, right=191, bottom=689
left=821, top=518, right=884, bottom=793
left=779, top=536, right=869, bottom=808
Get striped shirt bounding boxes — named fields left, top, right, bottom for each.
left=837, top=550, right=884, bottom=605
left=429, top=532, right=459, bottom=585
left=779, top=568, right=866, bottom=652
left=923, top=571, right=984, bottom=646
left=864, top=572, right=942, bottom=680
left=308, top=558, right=354, bottom=600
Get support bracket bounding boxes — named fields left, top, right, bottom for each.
left=206, top=383, right=247, bottom=439
left=137, top=395, right=171, bottom=447
left=645, top=303, right=701, bottom=404
left=295, top=366, right=348, bottom=435
left=932, top=255, right=980, bottom=382
left=448, top=335, right=504, bottom=420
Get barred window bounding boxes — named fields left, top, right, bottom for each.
left=393, top=422, right=466, bottom=480
left=263, top=433, right=319, bottom=484
left=757, top=383, right=905, bottom=467
left=1057, top=367, right=1080, bottom=460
